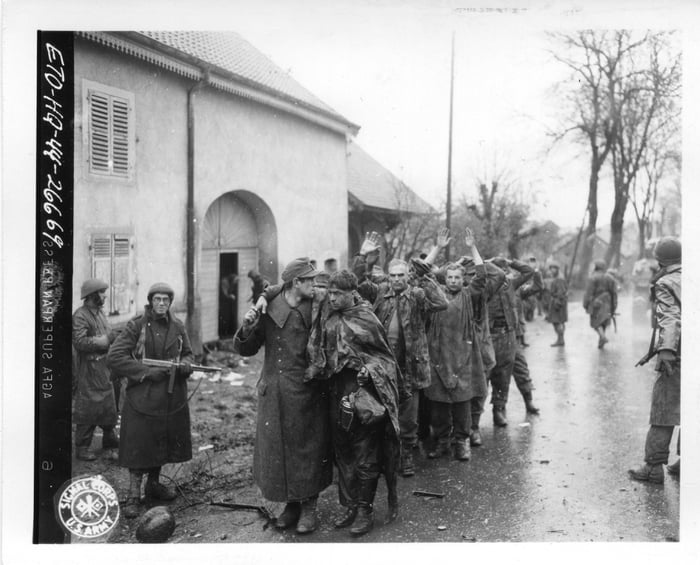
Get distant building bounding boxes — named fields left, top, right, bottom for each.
left=347, top=143, right=434, bottom=256
left=551, top=233, right=633, bottom=283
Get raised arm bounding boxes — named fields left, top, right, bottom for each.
left=424, top=228, right=452, bottom=266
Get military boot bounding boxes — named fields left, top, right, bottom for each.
left=296, top=496, right=318, bottom=534
left=427, top=439, right=450, bottom=459
left=454, top=439, right=471, bottom=461
left=400, top=446, right=415, bottom=477
left=470, top=427, right=483, bottom=447
left=493, top=405, right=508, bottom=427
left=523, top=392, right=540, bottom=415
left=333, top=506, right=358, bottom=529
left=667, top=459, right=680, bottom=476
left=145, top=468, right=177, bottom=501
left=275, top=502, right=301, bottom=529
left=628, top=463, right=664, bottom=484
left=122, top=471, right=143, bottom=519
left=350, top=479, right=377, bottom=536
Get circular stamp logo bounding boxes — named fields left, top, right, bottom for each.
left=56, top=475, right=120, bottom=539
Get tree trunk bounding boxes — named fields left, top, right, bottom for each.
left=576, top=158, right=601, bottom=287
left=605, top=195, right=628, bottom=268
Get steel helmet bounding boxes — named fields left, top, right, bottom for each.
left=654, top=236, right=681, bottom=265
left=80, top=278, right=108, bottom=299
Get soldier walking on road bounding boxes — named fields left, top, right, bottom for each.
left=72, top=278, right=119, bottom=461
left=583, top=260, right=618, bottom=349
left=629, top=236, right=681, bottom=483
left=545, top=262, right=568, bottom=346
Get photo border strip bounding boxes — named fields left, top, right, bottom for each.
left=35, top=30, right=74, bottom=544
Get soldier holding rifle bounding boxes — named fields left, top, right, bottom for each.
left=629, top=237, right=682, bottom=483
left=107, top=282, right=196, bottom=518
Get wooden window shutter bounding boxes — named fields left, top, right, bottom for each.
left=111, top=236, right=131, bottom=314
left=86, top=83, right=133, bottom=178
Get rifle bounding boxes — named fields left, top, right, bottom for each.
left=142, top=358, right=220, bottom=394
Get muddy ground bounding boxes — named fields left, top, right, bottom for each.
left=71, top=345, right=280, bottom=544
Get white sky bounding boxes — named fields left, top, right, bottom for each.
left=228, top=0, right=674, bottom=230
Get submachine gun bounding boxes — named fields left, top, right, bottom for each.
left=142, top=358, right=220, bottom=394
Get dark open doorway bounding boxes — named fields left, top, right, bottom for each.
left=218, top=252, right=238, bottom=338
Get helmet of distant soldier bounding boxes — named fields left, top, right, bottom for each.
left=135, top=506, right=176, bottom=543
left=80, top=278, right=108, bottom=299
left=654, top=236, right=681, bottom=266
left=147, top=282, right=175, bottom=303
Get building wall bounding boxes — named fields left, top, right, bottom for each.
left=73, top=37, right=350, bottom=340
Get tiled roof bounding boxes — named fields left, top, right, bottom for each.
left=347, top=143, right=434, bottom=215
left=136, top=31, right=354, bottom=127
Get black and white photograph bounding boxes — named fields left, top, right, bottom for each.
left=3, top=0, right=700, bottom=563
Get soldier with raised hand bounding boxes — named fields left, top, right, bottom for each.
left=353, top=232, right=448, bottom=477
left=72, top=278, right=118, bottom=461
left=629, top=236, right=681, bottom=483
left=107, top=282, right=195, bottom=518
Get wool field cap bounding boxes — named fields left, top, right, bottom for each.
left=654, top=236, right=681, bottom=265
left=80, top=278, right=108, bottom=299
left=148, top=282, right=175, bottom=300
left=281, top=258, right=320, bottom=283
left=314, top=272, right=331, bottom=286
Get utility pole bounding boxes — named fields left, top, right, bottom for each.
left=445, top=32, right=455, bottom=261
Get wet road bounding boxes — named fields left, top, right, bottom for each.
left=256, top=295, right=680, bottom=543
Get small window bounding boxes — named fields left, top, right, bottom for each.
left=83, top=80, right=135, bottom=179
left=91, top=234, right=134, bottom=315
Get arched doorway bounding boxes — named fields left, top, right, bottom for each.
left=200, top=191, right=277, bottom=342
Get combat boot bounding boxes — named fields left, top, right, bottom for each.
left=454, top=439, right=471, bottom=461
left=667, top=459, right=680, bottom=476
left=427, top=440, right=450, bottom=459
left=333, top=506, right=358, bottom=528
left=523, top=392, right=540, bottom=415
left=470, top=428, right=483, bottom=447
left=350, top=479, right=377, bottom=536
left=101, top=427, right=120, bottom=449
left=122, top=471, right=143, bottom=519
left=275, top=502, right=301, bottom=529
left=296, top=496, right=318, bottom=534
left=493, top=405, right=508, bottom=427
left=628, top=463, right=664, bottom=484
left=400, top=447, right=415, bottom=477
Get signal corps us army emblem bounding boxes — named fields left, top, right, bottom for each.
left=55, top=475, right=120, bottom=539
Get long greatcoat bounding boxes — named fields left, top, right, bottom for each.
left=649, top=264, right=681, bottom=426
left=107, top=306, right=194, bottom=469
left=583, top=272, right=618, bottom=329
left=233, top=293, right=332, bottom=502
left=72, top=304, right=117, bottom=426
left=545, top=276, right=568, bottom=324
left=426, top=266, right=488, bottom=404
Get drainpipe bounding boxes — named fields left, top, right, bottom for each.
left=186, top=69, right=210, bottom=356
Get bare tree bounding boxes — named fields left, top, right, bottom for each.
left=548, top=31, right=628, bottom=283
left=606, top=32, right=681, bottom=267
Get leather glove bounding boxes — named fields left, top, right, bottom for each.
left=143, top=367, right=169, bottom=383
left=357, top=366, right=370, bottom=386
left=178, top=361, right=193, bottom=378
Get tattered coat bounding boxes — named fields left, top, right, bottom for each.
left=233, top=293, right=332, bottom=502
left=72, top=305, right=117, bottom=426
left=426, top=265, right=489, bottom=403
left=107, top=306, right=194, bottom=469
left=353, top=256, right=447, bottom=391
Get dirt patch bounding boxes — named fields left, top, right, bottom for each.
left=71, top=350, right=276, bottom=543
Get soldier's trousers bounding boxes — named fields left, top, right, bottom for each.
left=488, top=330, right=517, bottom=407
left=75, top=424, right=117, bottom=448
left=399, top=391, right=420, bottom=448
left=644, top=425, right=675, bottom=465
left=430, top=400, right=471, bottom=444
left=512, top=349, right=533, bottom=395
left=331, top=368, right=383, bottom=508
